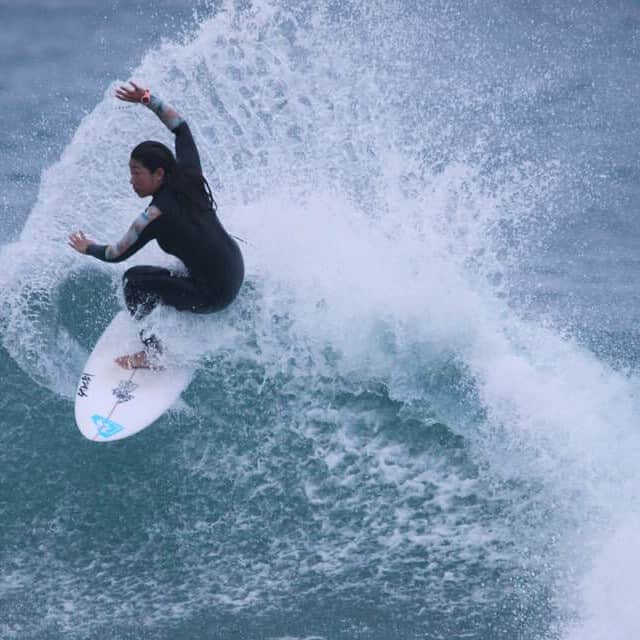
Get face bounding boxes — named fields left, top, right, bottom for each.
left=129, top=158, right=164, bottom=197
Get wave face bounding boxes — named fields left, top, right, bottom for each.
left=2, top=1, right=640, bottom=638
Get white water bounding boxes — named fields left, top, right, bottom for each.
left=2, top=1, right=640, bottom=637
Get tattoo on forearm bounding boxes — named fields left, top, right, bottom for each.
left=145, top=94, right=185, bottom=132
left=105, top=206, right=161, bottom=260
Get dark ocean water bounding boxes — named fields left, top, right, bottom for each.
left=2, top=1, right=640, bottom=638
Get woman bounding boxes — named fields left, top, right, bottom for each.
left=69, top=82, right=244, bottom=369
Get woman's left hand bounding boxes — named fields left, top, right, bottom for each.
left=115, top=81, right=148, bottom=103
left=68, top=230, right=94, bottom=254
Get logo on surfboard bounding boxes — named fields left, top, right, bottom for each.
left=91, top=414, right=125, bottom=438
left=112, top=379, right=139, bottom=404
left=77, top=372, right=94, bottom=398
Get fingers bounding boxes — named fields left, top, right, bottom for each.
left=115, top=82, right=134, bottom=100
left=68, top=230, right=90, bottom=254
left=115, top=86, right=136, bottom=102
left=114, top=80, right=147, bottom=103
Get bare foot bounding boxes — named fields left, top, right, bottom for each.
left=116, top=350, right=158, bottom=370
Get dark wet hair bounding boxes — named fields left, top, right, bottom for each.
left=131, top=140, right=217, bottom=218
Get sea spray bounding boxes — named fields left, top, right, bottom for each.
left=2, top=1, right=640, bottom=638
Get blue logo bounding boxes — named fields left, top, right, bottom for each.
left=91, top=414, right=125, bottom=439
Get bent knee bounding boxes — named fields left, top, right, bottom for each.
left=122, top=265, right=170, bottom=286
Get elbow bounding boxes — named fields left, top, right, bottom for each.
left=171, top=119, right=188, bottom=134
left=105, top=247, right=127, bottom=263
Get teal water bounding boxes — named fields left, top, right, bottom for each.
left=2, top=1, right=640, bottom=638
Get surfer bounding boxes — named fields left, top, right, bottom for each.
left=68, top=82, right=244, bottom=369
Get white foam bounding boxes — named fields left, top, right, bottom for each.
left=3, top=0, right=640, bottom=636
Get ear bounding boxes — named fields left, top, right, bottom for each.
left=153, top=167, right=165, bottom=182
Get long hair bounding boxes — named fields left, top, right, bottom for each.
left=131, top=141, right=217, bottom=219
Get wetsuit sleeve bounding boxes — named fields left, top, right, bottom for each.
left=145, top=94, right=202, bottom=171
left=86, top=206, right=162, bottom=263
left=173, top=122, right=202, bottom=171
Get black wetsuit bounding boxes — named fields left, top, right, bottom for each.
left=87, top=122, right=244, bottom=321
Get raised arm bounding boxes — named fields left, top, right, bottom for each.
left=116, top=82, right=202, bottom=171
left=144, top=93, right=184, bottom=132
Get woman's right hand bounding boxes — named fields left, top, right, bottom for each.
left=68, top=230, right=94, bottom=254
left=115, top=81, right=148, bottom=103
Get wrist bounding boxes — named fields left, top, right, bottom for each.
left=145, top=93, right=163, bottom=114
left=86, top=244, right=107, bottom=260
left=141, top=89, right=151, bottom=105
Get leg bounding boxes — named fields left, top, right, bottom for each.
left=119, top=266, right=214, bottom=369
left=122, top=265, right=214, bottom=318
left=123, top=266, right=169, bottom=320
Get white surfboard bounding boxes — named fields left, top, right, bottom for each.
left=74, top=311, right=193, bottom=442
